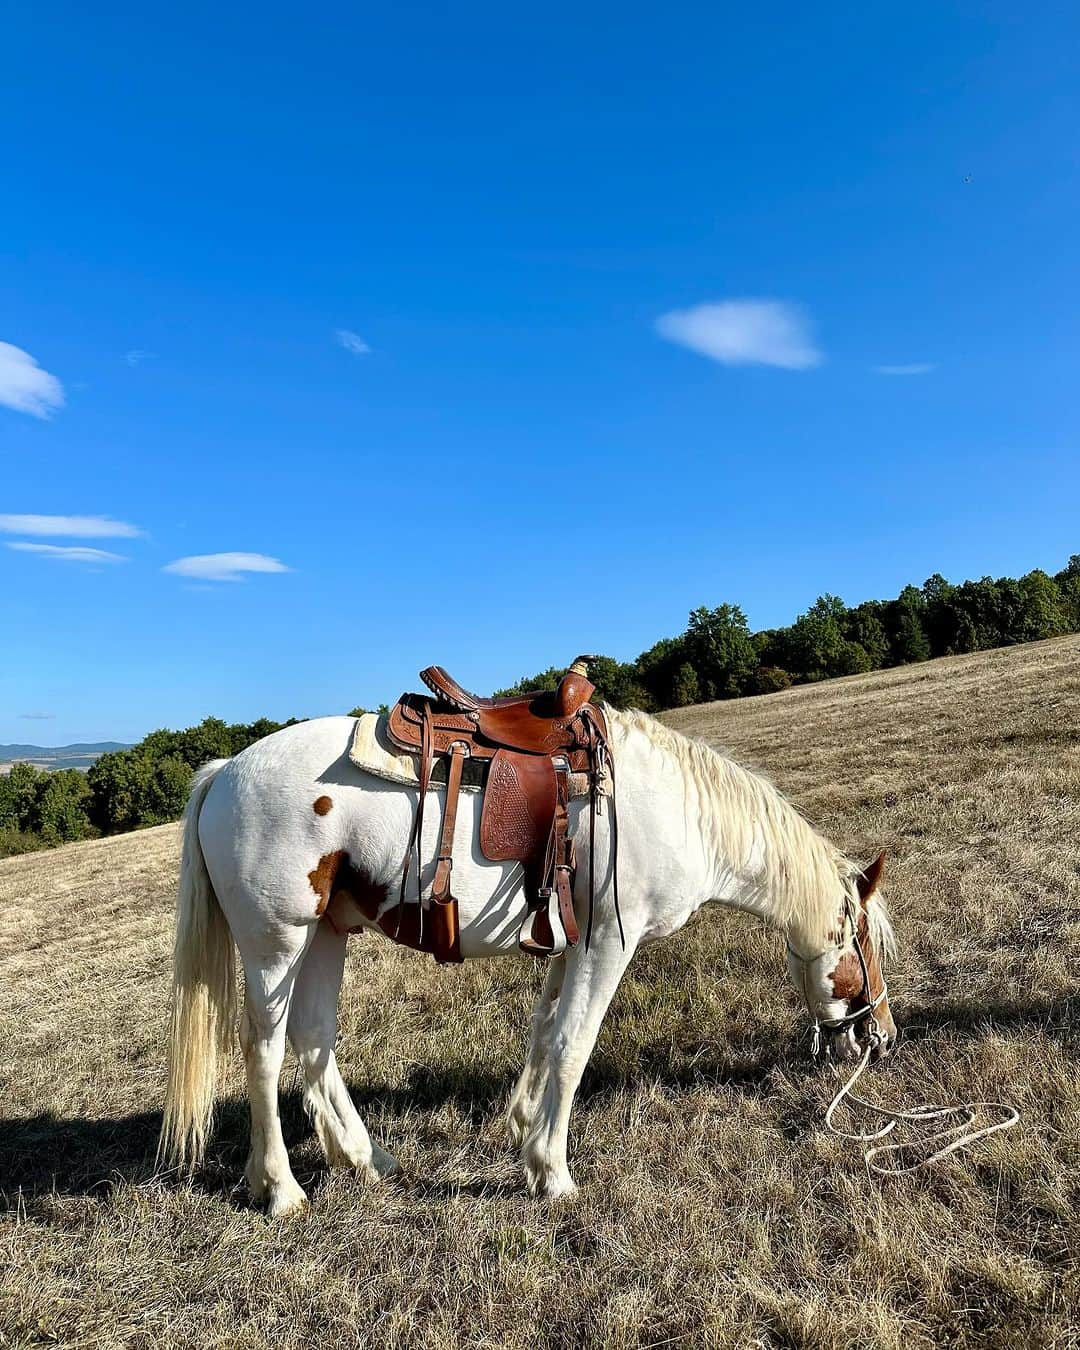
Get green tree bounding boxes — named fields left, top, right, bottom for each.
left=684, top=604, right=757, bottom=699
left=144, top=756, right=194, bottom=824
left=670, top=663, right=701, bottom=707
left=1015, top=570, right=1067, bottom=642
left=635, top=636, right=693, bottom=710
left=583, top=655, right=650, bottom=709
left=30, top=770, right=92, bottom=844
left=786, top=595, right=849, bottom=679
left=885, top=586, right=931, bottom=664
left=894, top=612, right=931, bottom=663
left=844, top=603, right=889, bottom=669
left=87, top=750, right=156, bottom=833
left=0, top=762, right=42, bottom=831
left=494, top=667, right=562, bottom=697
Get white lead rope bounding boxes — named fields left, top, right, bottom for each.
left=824, top=1043, right=1021, bottom=1176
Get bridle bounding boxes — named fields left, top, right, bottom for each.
left=790, top=885, right=1020, bottom=1175
left=787, top=890, right=889, bottom=1058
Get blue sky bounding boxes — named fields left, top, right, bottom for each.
left=2, top=2, right=1078, bottom=744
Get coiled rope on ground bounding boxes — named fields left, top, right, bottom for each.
left=824, top=1043, right=1021, bottom=1176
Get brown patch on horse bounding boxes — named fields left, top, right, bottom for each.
left=312, top=795, right=333, bottom=816
left=327, top=856, right=388, bottom=925
left=319, top=852, right=443, bottom=955
left=830, top=907, right=885, bottom=1006
left=308, top=850, right=345, bottom=915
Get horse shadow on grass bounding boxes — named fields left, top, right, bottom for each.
left=2, top=987, right=1074, bottom=1211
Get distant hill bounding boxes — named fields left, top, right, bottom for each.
left=0, top=742, right=130, bottom=772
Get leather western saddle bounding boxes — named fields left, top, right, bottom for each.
left=385, top=657, right=618, bottom=964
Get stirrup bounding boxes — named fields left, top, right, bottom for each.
left=518, top=888, right=569, bottom=958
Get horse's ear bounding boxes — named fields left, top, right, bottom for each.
left=857, top=851, right=886, bottom=902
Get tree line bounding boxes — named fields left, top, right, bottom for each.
left=0, top=717, right=299, bottom=858
left=3, top=552, right=1077, bottom=857
left=497, top=554, right=1080, bottom=709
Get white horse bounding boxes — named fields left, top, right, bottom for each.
left=159, top=708, right=896, bottom=1215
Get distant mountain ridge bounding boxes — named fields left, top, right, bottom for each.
left=0, top=742, right=130, bottom=771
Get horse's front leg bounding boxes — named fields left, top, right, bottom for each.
left=522, top=931, right=636, bottom=1199
left=507, top=955, right=566, bottom=1145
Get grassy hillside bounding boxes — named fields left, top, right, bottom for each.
left=1, top=637, right=1078, bottom=1348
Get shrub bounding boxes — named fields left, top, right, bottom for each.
left=746, top=666, right=793, bottom=695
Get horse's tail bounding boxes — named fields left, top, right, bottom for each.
left=158, top=758, right=236, bottom=1171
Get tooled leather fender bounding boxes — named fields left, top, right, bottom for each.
left=479, top=751, right=557, bottom=863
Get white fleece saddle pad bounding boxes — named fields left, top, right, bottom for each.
left=348, top=713, right=609, bottom=800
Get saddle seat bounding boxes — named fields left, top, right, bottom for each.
left=379, top=657, right=618, bottom=966
left=419, top=659, right=598, bottom=755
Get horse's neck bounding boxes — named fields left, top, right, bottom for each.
left=714, top=766, right=847, bottom=955
left=614, top=711, right=846, bottom=952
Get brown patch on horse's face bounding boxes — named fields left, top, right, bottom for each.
left=831, top=851, right=889, bottom=1006
left=312, top=795, right=333, bottom=816
left=308, top=850, right=345, bottom=915
left=829, top=902, right=890, bottom=1030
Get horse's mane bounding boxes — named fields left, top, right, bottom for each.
left=607, top=707, right=892, bottom=955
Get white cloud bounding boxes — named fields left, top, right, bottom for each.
left=655, top=300, right=822, bottom=370
left=0, top=342, right=65, bottom=417
left=19, top=712, right=56, bottom=720
left=6, top=542, right=128, bottom=564
left=125, top=349, right=156, bottom=366
left=872, top=363, right=936, bottom=376
left=0, top=513, right=143, bottom=538
left=163, top=552, right=291, bottom=582
left=336, top=329, right=371, bottom=356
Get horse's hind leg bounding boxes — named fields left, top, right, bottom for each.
left=287, top=920, right=399, bottom=1180
left=237, top=930, right=314, bottom=1218
left=508, top=956, right=566, bottom=1145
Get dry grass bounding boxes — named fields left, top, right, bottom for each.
left=2, top=637, right=1079, bottom=1349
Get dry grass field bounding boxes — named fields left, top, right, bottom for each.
left=2, top=637, right=1078, bottom=1349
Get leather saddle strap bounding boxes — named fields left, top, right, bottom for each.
left=584, top=709, right=623, bottom=951
left=430, top=741, right=466, bottom=963
left=547, top=762, right=579, bottom=948
left=432, top=742, right=465, bottom=905
left=396, top=701, right=434, bottom=936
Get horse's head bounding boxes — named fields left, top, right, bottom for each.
left=786, top=851, right=898, bottom=1063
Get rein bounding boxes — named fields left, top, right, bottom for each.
left=789, top=889, right=1020, bottom=1174
left=824, top=1042, right=1021, bottom=1176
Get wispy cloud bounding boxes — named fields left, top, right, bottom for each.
left=336, top=329, right=371, bottom=356
left=124, top=349, right=156, bottom=366
left=656, top=300, right=822, bottom=370
left=19, top=711, right=56, bottom=720
left=0, top=513, right=144, bottom=538
left=6, top=542, right=128, bottom=564
left=163, top=552, right=291, bottom=582
left=872, top=363, right=936, bottom=376
left=0, top=342, right=65, bottom=417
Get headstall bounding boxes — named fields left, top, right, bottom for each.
left=787, top=891, right=889, bottom=1057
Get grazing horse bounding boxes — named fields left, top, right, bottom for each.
left=160, top=708, right=896, bottom=1215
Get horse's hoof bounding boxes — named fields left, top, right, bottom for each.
left=526, top=1166, right=578, bottom=1201
left=370, top=1144, right=401, bottom=1180
left=265, top=1179, right=309, bottom=1218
